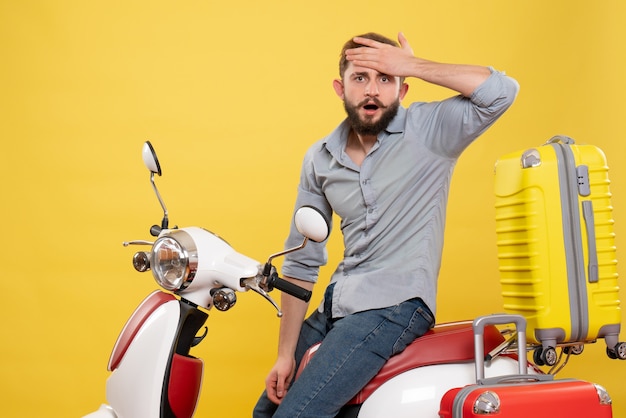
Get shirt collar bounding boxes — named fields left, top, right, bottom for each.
left=323, top=106, right=407, bottom=153
left=385, top=105, right=407, bottom=134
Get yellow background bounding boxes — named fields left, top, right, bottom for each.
left=1, top=1, right=625, bottom=416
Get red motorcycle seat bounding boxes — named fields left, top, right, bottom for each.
left=295, top=320, right=505, bottom=405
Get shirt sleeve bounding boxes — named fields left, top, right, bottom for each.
left=281, top=148, right=333, bottom=282
left=414, top=68, right=520, bottom=159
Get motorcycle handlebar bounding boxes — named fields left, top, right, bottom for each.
left=268, top=274, right=312, bottom=302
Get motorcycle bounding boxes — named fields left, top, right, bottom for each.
left=85, top=142, right=612, bottom=418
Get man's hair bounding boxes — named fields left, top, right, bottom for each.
left=338, top=32, right=399, bottom=78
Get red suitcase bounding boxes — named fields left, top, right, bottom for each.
left=439, top=314, right=613, bottom=418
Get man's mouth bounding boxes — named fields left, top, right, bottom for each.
left=360, top=99, right=384, bottom=115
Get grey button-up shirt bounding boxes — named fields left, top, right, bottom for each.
left=282, top=69, right=519, bottom=318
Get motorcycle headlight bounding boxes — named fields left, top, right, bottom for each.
left=151, top=230, right=198, bottom=291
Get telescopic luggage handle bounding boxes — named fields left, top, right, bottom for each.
left=473, top=314, right=528, bottom=382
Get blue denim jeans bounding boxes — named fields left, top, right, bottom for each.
left=252, top=284, right=435, bottom=418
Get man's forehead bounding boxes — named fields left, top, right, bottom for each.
left=344, top=63, right=386, bottom=78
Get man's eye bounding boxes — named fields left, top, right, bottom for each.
left=380, top=76, right=390, bottom=82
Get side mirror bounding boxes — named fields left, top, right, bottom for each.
left=142, top=141, right=169, bottom=234
left=142, top=141, right=162, bottom=176
left=294, top=206, right=329, bottom=243
left=263, top=206, right=330, bottom=273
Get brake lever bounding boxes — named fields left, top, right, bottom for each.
left=242, top=277, right=283, bottom=318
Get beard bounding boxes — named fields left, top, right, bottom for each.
left=344, top=97, right=400, bottom=136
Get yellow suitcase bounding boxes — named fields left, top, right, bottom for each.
left=494, top=135, right=624, bottom=365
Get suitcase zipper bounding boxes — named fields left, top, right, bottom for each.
left=550, top=142, right=589, bottom=343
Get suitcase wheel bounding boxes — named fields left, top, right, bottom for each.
left=607, top=342, right=626, bottom=360
left=533, top=346, right=557, bottom=366
left=562, top=344, right=584, bottom=356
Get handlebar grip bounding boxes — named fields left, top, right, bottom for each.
left=270, top=276, right=312, bottom=302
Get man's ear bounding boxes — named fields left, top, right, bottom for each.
left=399, top=82, right=409, bottom=101
left=333, top=79, right=345, bottom=99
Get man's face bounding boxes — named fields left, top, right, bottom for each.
left=334, top=63, right=408, bottom=136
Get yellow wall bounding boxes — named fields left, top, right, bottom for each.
left=1, top=1, right=625, bottom=416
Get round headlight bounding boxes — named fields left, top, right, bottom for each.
left=151, top=230, right=198, bottom=291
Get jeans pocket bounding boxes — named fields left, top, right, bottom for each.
left=416, top=304, right=435, bottom=329
left=391, top=300, right=434, bottom=355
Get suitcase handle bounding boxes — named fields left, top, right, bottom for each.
left=582, top=200, right=599, bottom=283
left=545, top=135, right=575, bottom=145
left=473, top=314, right=528, bottom=382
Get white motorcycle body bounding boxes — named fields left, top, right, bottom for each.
left=357, top=360, right=522, bottom=418
left=87, top=286, right=532, bottom=418
left=86, top=227, right=262, bottom=418
left=87, top=293, right=193, bottom=418
left=86, top=293, right=209, bottom=418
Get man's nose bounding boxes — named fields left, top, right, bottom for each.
left=365, top=80, right=379, bottom=96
